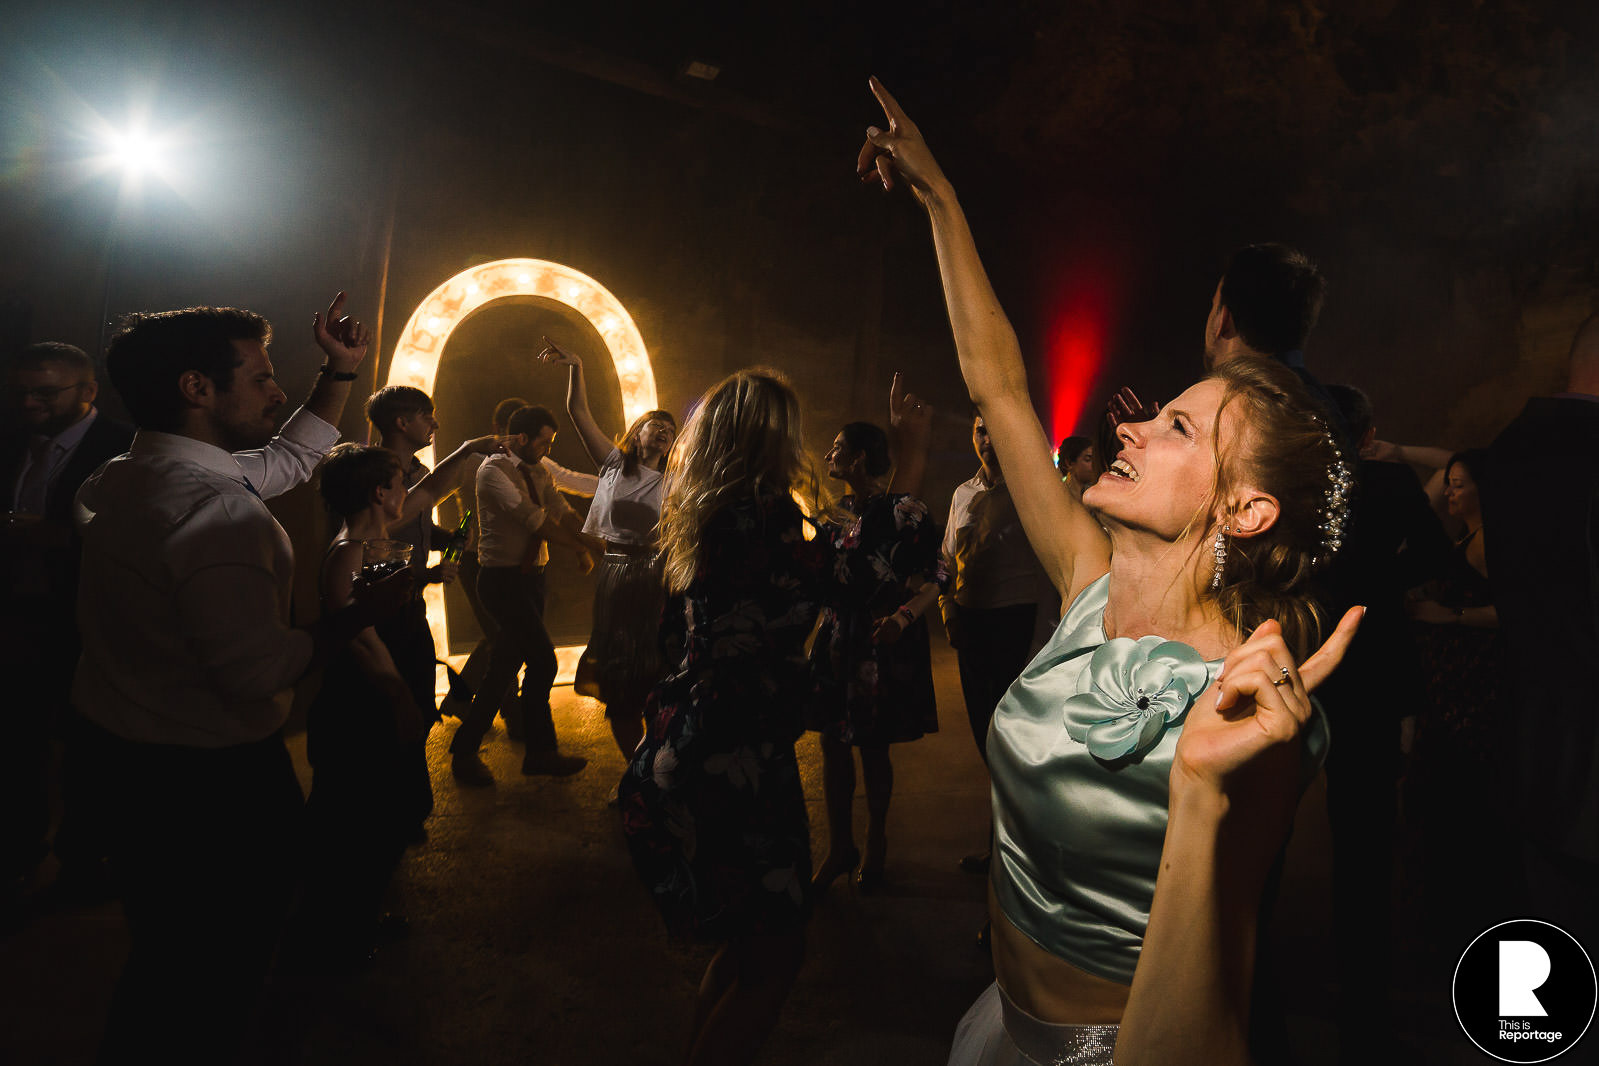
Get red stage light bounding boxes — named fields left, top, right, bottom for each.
left=1043, top=263, right=1120, bottom=447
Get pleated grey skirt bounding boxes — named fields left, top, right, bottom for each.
left=577, top=551, right=665, bottom=715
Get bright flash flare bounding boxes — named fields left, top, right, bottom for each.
left=85, top=113, right=183, bottom=195
left=106, top=128, right=160, bottom=175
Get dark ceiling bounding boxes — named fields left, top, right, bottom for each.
left=5, top=0, right=1598, bottom=451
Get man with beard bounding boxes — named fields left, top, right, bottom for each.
left=437, top=395, right=597, bottom=733
left=450, top=403, right=604, bottom=785
left=70, top=295, right=408, bottom=1062
left=1, top=342, right=132, bottom=894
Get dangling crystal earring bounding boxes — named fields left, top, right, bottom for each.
left=1210, top=525, right=1230, bottom=589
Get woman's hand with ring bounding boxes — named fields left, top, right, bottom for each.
left=1172, top=608, right=1363, bottom=821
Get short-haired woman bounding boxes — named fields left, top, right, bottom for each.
left=292, top=435, right=498, bottom=968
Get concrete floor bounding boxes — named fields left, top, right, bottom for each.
left=1, top=644, right=1491, bottom=1065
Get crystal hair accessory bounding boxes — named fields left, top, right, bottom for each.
left=1314, top=419, right=1354, bottom=566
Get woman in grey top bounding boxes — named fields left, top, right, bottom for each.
left=540, top=340, right=678, bottom=760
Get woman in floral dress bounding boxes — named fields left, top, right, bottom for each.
left=806, top=421, right=945, bottom=892
left=618, top=368, right=828, bottom=1066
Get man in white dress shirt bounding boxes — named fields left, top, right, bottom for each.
left=438, top=396, right=598, bottom=730
left=450, top=403, right=604, bottom=785
left=71, top=296, right=404, bottom=1062
left=940, top=412, right=1058, bottom=873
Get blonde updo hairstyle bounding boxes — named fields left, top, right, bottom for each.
left=1203, top=358, right=1347, bottom=659
left=658, top=368, right=811, bottom=594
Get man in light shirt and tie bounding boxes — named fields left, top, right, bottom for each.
left=450, top=403, right=604, bottom=785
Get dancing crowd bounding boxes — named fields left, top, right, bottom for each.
left=3, top=81, right=1596, bottom=1066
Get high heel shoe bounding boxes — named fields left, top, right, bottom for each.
left=855, top=839, right=886, bottom=893
left=810, top=846, right=861, bottom=894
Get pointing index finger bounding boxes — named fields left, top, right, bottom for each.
left=869, top=76, right=911, bottom=131
left=1299, top=606, right=1365, bottom=692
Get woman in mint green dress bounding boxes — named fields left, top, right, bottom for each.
left=858, top=80, right=1363, bottom=1066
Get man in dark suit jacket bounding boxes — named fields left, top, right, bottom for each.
left=1315, top=385, right=1455, bottom=1063
left=2, top=342, right=133, bottom=892
left=1484, top=314, right=1599, bottom=954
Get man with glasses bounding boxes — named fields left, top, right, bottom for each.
left=1, top=342, right=133, bottom=897
left=4, top=342, right=133, bottom=518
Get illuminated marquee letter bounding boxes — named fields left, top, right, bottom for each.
left=384, top=258, right=657, bottom=668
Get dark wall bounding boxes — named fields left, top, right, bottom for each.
left=8, top=1, right=1599, bottom=630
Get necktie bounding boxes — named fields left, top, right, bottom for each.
left=241, top=475, right=263, bottom=500
left=14, top=437, right=55, bottom=515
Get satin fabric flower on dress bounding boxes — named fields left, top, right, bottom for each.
left=1061, top=636, right=1210, bottom=760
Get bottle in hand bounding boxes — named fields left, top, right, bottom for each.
left=441, top=510, right=473, bottom=564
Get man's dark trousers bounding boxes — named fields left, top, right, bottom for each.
left=453, top=566, right=558, bottom=754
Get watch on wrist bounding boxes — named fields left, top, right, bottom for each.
left=319, top=365, right=360, bottom=382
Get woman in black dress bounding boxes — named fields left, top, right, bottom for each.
left=806, top=421, right=944, bottom=892
left=1405, top=448, right=1508, bottom=964
left=294, top=437, right=496, bottom=965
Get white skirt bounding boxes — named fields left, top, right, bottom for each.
left=948, top=982, right=1119, bottom=1066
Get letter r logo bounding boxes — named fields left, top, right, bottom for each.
left=1500, top=940, right=1552, bottom=1016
